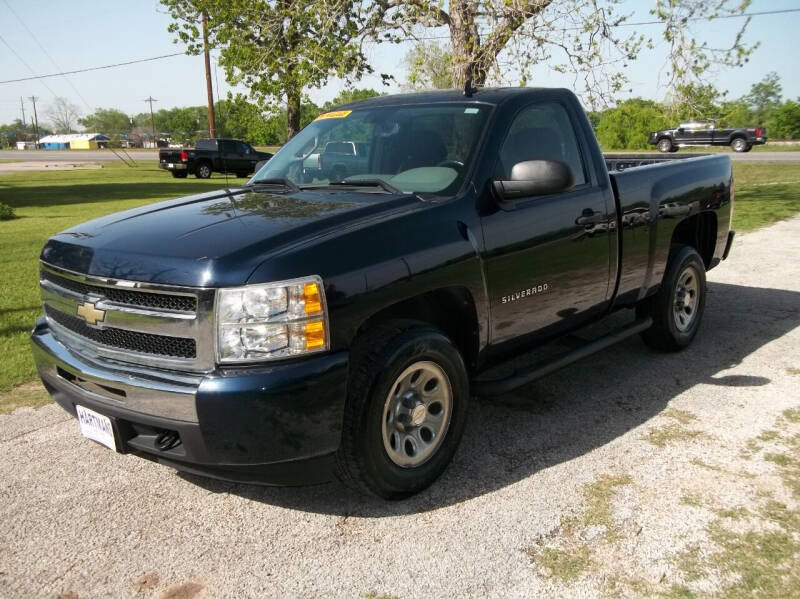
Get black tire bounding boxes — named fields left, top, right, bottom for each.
left=329, top=165, right=347, bottom=182
left=730, top=137, right=747, bottom=153
left=171, top=171, right=188, bottom=178
left=195, top=162, right=212, bottom=178
left=658, top=138, right=673, bottom=153
left=335, top=321, right=469, bottom=499
left=637, top=245, right=706, bottom=351
left=742, top=144, right=753, bottom=153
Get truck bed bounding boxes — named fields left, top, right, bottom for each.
left=603, top=152, right=712, bottom=172
left=604, top=152, right=733, bottom=307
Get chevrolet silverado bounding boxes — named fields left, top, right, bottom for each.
left=32, top=88, right=734, bottom=499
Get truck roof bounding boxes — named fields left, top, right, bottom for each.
left=334, top=87, right=572, bottom=110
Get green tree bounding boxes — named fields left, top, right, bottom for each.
left=594, top=98, right=672, bottom=150
left=743, top=72, right=783, bottom=125
left=767, top=101, right=800, bottom=139
left=161, top=0, right=370, bottom=140
left=78, top=108, right=132, bottom=134
left=366, top=0, right=756, bottom=106
left=323, top=88, right=383, bottom=109
left=402, top=42, right=453, bottom=90
left=670, top=83, right=726, bottom=121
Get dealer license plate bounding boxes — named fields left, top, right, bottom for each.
left=75, top=405, right=118, bottom=451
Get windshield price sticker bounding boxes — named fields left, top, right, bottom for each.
left=314, top=110, right=352, bottom=121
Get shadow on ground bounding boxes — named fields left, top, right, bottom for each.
left=179, top=281, right=800, bottom=516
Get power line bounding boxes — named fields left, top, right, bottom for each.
left=2, top=0, right=93, bottom=110
left=412, top=7, right=800, bottom=41
left=0, top=32, right=58, bottom=96
left=0, top=52, right=186, bottom=85
left=0, top=5, right=796, bottom=86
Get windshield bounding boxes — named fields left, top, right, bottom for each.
left=253, top=103, right=491, bottom=196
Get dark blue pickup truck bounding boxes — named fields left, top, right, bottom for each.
left=31, top=88, right=734, bottom=498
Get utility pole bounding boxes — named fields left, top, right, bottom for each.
left=202, top=11, right=217, bottom=138
left=144, top=96, right=158, bottom=147
left=20, top=96, right=26, bottom=128
left=28, top=96, right=40, bottom=148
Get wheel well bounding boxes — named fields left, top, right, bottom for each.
left=670, top=212, right=717, bottom=268
left=356, top=287, right=480, bottom=372
left=729, top=134, right=746, bottom=142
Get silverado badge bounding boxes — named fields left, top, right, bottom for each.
left=76, top=301, right=106, bottom=326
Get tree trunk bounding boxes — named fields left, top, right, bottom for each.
left=286, top=88, right=301, bottom=140
left=449, top=0, right=481, bottom=88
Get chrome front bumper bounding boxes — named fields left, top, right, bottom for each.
left=31, top=318, right=202, bottom=422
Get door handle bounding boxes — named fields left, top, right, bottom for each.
left=575, top=208, right=604, bottom=227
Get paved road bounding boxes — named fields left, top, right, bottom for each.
left=1, top=218, right=800, bottom=598
left=2, top=149, right=800, bottom=163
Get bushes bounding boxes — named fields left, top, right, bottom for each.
left=0, top=203, right=16, bottom=220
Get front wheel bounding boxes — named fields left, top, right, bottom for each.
left=658, top=138, right=673, bottom=153
left=637, top=246, right=706, bottom=351
left=731, top=138, right=748, bottom=152
left=335, top=322, right=469, bottom=499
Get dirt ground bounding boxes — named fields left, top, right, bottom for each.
left=0, top=161, right=103, bottom=173
left=1, top=216, right=798, bottom=598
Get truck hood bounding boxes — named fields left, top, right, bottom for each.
left=41, top=186, right=418, bottom=287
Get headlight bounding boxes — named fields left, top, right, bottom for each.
left=216, top=276, right=328, bottom=363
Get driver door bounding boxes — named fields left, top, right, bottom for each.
left=480, top=102, right=613, bottom=346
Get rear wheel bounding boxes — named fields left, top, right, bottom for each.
left=335, top=321, right=469, bottom=499
left=329, top=165, right=347, bottom=182
left=637, top=246, right=706, bottom=351
left=171, top=171, right=188, bottom=178
left=730, top=137, right=748, bottom=152
left=195, top=162, right=212, bottom=178
left=658, top=138, right=673, bottom=153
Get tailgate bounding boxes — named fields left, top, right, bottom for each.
left=159, top=150, right=184, bottom=163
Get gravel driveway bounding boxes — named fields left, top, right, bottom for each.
left=2, top=217, right=799, bottom=599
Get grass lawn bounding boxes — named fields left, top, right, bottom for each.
left=1, top=160, right=799, bottom=412
left=0, top=163, right=230, bottom=406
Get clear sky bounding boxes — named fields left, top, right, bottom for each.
left=1, top=0, right=799, bottom=126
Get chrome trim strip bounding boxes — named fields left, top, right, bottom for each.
left=40, top=262, right=200, bottom=298
left=40, top=261, right=216, bottom=372
left=31, top=327, right=201, bottom=422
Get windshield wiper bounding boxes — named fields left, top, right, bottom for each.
left=248, top=177, right=300, bottom=192
left=328, top=179, right=404, bottom=195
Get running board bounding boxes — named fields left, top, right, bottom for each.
left=471, top=316, right=653, bottom=396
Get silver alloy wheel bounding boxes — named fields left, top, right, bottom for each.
left=673, top=265, right=700, bottom=332
left=732, top=138, right=746, bottom=152
left=382, top=361, right=453, bottom=468
left=198, top=164, right=211, bottom=178
left=658, top=139, right=671, bottom=153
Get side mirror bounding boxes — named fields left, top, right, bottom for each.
left=493, top=160, right=573, bottom=200
left=677, top=127, right=685, bottom=133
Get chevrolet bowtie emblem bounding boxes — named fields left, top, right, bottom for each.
left=76, top=301, right=106, bottom=326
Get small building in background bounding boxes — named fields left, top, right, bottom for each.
left=38, top=133, right=111, bottom=149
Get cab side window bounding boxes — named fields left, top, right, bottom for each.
left=498, top=102, right=586, bottom=186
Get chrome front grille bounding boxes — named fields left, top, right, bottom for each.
left=39, top=262, right=215, bottom=372
left=41, top=270, right=197, bottom=312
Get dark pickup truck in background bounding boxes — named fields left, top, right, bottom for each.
left=32, top=88, right=734, bottom=499
left=649, top=119, right=766, bottom=152
left=158, top=137, right=273, bottom=179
